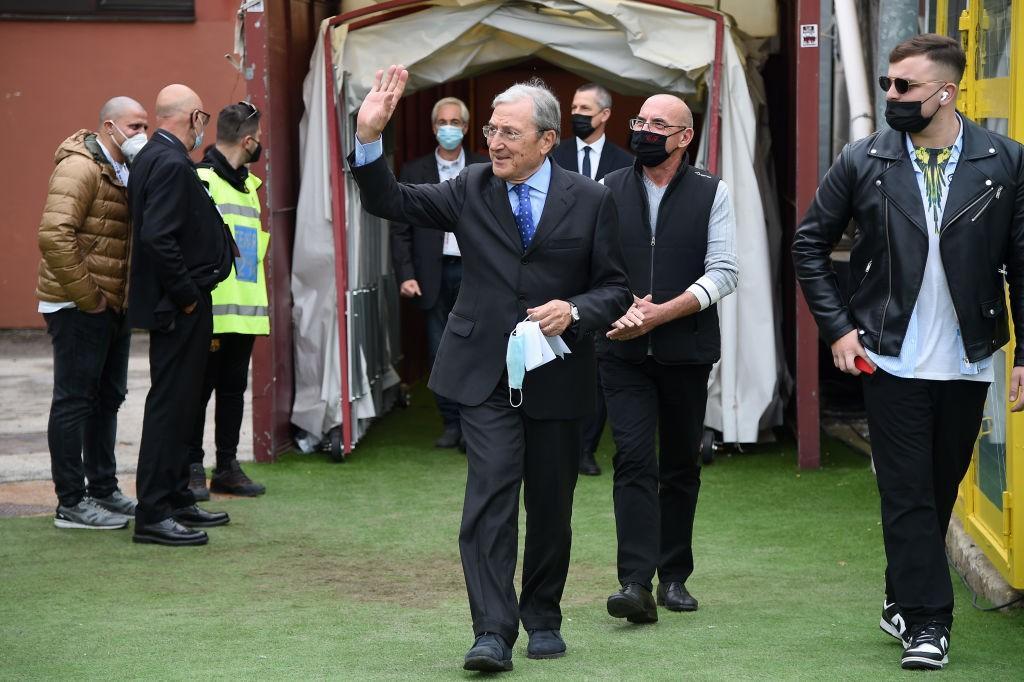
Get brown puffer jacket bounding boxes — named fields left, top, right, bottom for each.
left=36, top=130, right=130, bottom=312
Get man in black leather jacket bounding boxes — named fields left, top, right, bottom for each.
left=793, top=34, right=1024, bottom=672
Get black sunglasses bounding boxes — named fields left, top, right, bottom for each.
left=878, top=76, right=947, bottom=95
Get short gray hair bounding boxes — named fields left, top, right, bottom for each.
left=98, top=96, right=144, bottom=126
left=491, top=78, right=560, bottom=138
left=431, top=96, right=470, bottom=125
left=576, top=83, right=613, bottom=110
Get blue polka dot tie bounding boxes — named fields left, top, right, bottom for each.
left=514, top=183, right=536, bottom=249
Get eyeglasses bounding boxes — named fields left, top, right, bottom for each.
left=234, top=101, right=259, bottom=135
left=629, top=117, right=691, bottom=134
left=877, top=76, right=947, bottom=94
left=482, top=125, right=546, bottom=142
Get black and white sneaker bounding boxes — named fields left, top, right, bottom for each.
left=901, top=622, right=950, bottom=670
left=879, top=599, right=907, bottom=644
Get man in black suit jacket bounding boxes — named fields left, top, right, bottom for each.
left=551, top=83, right=633, bottom=477
left=127, top=84, right=235, bottom=546
left=350, top=66, right=631, bottom=672
left=389, top=97, right=488, bottom=448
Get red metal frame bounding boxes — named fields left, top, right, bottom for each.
left=794, top=0, right=821, bottom=469
left=323, top=0, right=728, bottom=454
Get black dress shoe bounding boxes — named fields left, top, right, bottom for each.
left=526, top=629, right=566, bottom=659
left=657, top=582, right=698, bottom=611
left=435, top=424, right=462, bottom=448
left=170, top=504, right=230, bottom=528
left=607, top=582, right=658, bottom=623
left=579, top=451, right=601, bottom=476
left=133, top=518, right=208, bottom=546
left=463, top=633, right=513, bottom=672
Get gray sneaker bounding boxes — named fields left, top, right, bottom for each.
left=92, top=489, right=138, bottom=516
left=54, top=498, right=131, bottom=530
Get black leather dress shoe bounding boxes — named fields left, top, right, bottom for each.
left=579, top=451, right=601, bottom=476
left=526, top=629, right=566, bottom=659
left=133, top=518, right=208, bottom=546
left=463, top=633, right=513, bottom=672
left=435, top=425, right=462, bottom=448
left=607, top=583, right=658, bottom=623
left=170, top=504, right=230, bottom=528
left=657, top=582, right=698, bottom=611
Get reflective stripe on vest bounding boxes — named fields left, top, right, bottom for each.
left=196, top=167, right=270, bottom=335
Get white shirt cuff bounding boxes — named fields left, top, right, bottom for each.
left=686, top=276, right=722, bottom=310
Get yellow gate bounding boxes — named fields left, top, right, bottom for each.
left=939, top=0, right=1024, bottom=589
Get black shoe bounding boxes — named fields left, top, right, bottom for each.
left=579, top=451, right=601, bottom=476
left=901, top=622, right=950, bottom=670
left=880, top=599, right=907, bottom=644
left=526, top=629, right=566, bottom=659
left=435, top=424, right=462, bottom=448
left=607, top=583, right=658, bottom=623
left=210, top=460, right=266, bottom=496
left=133, top=518, right=208, bottom=546
left=170, top=504, right=230, bottom=528
left=657, top=582, right=698, bottom=612
left=463, top=633, right=513, bottom=672
left=188, top=463, right=210, bottom=502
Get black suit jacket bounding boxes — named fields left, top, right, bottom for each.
left=349, top=152, right=632, bottom=418
left=389, top=149, right=489, bottom=310
left=127, top=130, right=234, bottom=330
left=551, top=136, right=633, bottom=181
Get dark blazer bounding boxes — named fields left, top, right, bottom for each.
left=551, top=136, right=633, bottom=181
left=349, top=152, right=632, bottom=418
left=127, top=129, right=234, bottom=330
left=389, top=148, right=489, bottom=310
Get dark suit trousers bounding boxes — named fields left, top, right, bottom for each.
left=425, top=257, right=463, bottom=427
left=862, top=370, right=988, bottom=629
left=581, top=351, right=607, bottom=455
left=134, top=293, right=212, bottom=525
left=458, top=375, right=581, bottom=646
left=600, top=355, right=711, bottom=591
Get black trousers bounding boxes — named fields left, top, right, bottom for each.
left=43, top=308, right=130, bottom=507
left=458, top=376, right=581, bottom=646
left=862, top=369, right=989, bottom=629
left=187, top=333, right=255, bottom=469
left=425, top=257, right=462, bottom=428
left=600, top=355, right=712, bottom=591
left=135, top=294, right=212, bottom=525
left=580, top=354, right=607, bottom=456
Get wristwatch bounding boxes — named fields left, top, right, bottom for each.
left=568, top=301, right=580, bottom=323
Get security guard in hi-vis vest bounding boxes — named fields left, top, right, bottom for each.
left=186, top=102, right=269, bottom=500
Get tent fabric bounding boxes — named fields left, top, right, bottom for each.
left=293, top=0, right=783, bottom=444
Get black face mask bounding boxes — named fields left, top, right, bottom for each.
left=630, top=130, right=672, bottom=167
left=884, top=85, right=945, bottom=133
left=571, top=113, right=597, bottom=140
left=247, top=141, right=262, bottom=164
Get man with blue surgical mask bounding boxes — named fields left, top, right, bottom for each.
left=390, top=96, right=488, bottom=450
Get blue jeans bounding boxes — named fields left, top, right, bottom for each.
left=425, top=257, right=463, bottom=427
left=44, top=307, right=130, bottom=507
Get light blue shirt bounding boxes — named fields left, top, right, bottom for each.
left=353, top=134, right=551, bottom=230
left=866, top=116, right=992, bottom=382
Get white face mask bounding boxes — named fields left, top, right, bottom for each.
left=108, top=121, right=147, bottom=164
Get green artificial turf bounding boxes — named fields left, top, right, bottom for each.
left=2, top=385, right=1022, bottom=680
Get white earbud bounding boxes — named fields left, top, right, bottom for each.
left=940, top=92, right=949, bottom=101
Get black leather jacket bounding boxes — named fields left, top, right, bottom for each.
left=793, top=117, right=1024, bottom=366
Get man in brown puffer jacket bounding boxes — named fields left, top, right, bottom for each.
left=37, top=96, right=148, bottom=531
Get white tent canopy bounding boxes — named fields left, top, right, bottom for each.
left=293, top=0, right=784, bottom=445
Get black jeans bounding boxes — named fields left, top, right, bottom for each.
left=135, top=294, right=212, bottom=525
left=862, top=369, right=989, bottom=629
left=43, top=307, right=130, bottom=507
left=457, top=376, right=581, bottom=646
left=425, top=257, right=462, bottom=428
left=600, top=355, right=712, bottom=591
left=187, top=333, right=255, bottom=470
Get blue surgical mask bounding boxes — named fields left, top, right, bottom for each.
left=436, top=125, right=464, bottom=151
left=505, top=330, right=526, bottom=407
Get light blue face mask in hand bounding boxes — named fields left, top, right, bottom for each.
left=505, top=328, right=526, bottom=407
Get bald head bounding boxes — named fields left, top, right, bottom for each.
left=642, top=94, right=693, bottom=128
left=154, top=84, right=208, bottom=152
left=632, top=93, right=695, bottom=173
left=99, top=97, right=145, bottom=128
left=97, top=96, right=149, bottom=165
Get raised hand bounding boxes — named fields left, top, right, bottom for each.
left=356, top=65, right=409, bottom=143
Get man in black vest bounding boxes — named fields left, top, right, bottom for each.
left=390, top=97, right=488, bottom=449
left=599, top=94, right=738, bottom=623
left=127, top=84, right=235, bottom=546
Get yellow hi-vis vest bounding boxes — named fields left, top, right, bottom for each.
left=196, top=167, right=270, bottom=335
